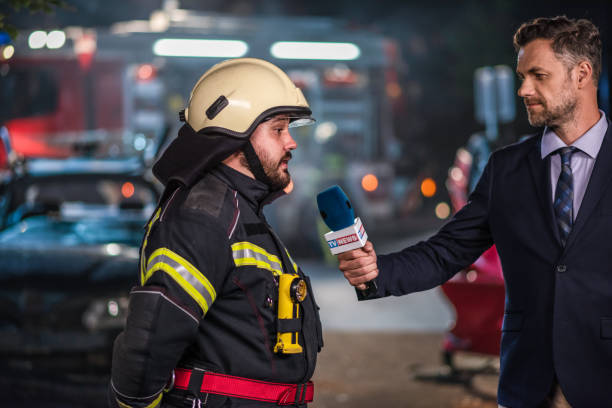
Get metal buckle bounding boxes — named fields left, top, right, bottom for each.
left=190, top=367, right=209, bottom=406
left=164, top=369, right=176, bottom=392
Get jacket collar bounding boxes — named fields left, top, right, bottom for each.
left=211, top=164, right=285, bottom=214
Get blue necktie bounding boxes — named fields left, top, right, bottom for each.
left=553, top=147, right=578, bottom=246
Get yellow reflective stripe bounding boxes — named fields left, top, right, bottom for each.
left=116, top=399, right=132, bottom=408
left=285, top=248, right=298, bottom=273
left=146, top=394, right=163, bottom=408
left=144, top=248, right=216, bottom=316
left=140, top=208, right=161, bottom=285
left=147, top=262, right=210, bottom=313
left=234, top=257, right=283, bottom=276
left=115, top=393, right=162, bottom=408
left=232, top=242, right=283, bottom=265
left=231, top=242, right=286, bottom=276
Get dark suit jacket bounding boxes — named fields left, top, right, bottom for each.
left=372, top=124, right=612, bottom=407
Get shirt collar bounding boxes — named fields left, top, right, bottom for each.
left=540, top=110, right=608, bottom=159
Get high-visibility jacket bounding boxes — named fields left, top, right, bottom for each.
left=110, top=164, right=323, bottom=407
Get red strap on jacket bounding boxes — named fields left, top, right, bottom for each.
left=173, top=368, right=314, bottom=405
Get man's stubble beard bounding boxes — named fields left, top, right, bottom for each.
left=526, top=77, right=578, bottom=129
left=239, top=149, right=292, bottom=191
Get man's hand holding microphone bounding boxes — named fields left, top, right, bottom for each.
left=316, top=185, right=379, bottom=297
left=337, top=240, right=378, bottom=291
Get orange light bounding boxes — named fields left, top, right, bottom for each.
left=386, top=82, right=402, bottom=99
left=361, top=174, right=379, bottom=192
left=136, top=64, right=156, bottom=81
left=121, top=182, right=135, bottom=198
left=420, top=178, right=437, bottom=197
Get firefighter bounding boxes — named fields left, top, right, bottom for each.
left=110, top=58, right=323, bottom=408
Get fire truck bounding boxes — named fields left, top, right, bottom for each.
left=1, top=8, right=406, bottom=255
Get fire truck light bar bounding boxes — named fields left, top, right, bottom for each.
left=270, top=41, right=360, bottom=61
left=152, top=39, right=248, bottom=58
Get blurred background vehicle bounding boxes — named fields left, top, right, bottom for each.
left=0, top=132, right=161, bottom=403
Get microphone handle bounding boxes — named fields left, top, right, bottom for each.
left=358, top=279, right=378, bottom=298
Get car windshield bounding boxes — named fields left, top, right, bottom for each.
left=2, top=172, right=157, bottom=225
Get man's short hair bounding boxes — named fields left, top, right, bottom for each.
left=513, top=16, right=602, bottom=84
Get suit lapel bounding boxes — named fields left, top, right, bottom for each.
left=527, top=134, right=560, bottom=244
left=565, top=124, right=612, bottom=250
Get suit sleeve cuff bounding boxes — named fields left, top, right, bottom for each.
left=354, top=255, right=389, bottom=301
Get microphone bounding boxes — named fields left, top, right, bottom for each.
left=316, top=185, right=378, bottom=297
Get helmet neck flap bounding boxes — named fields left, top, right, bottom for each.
left=153, top=123, right=248, bottom=188
left=153, top=123, right=278, bottom=191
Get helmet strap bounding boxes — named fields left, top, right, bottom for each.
left=242, top=141, right=274, bottom=187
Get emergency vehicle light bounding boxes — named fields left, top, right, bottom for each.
left=152, top=39, right=248, bottom=58
left=270, top=42, right=360, bottom=61
left=46, top=30, right=66, bottom=49
left=136, top=64, right=156, bottom=81
left=121, top=182, right=135, bottom=198
left=0, top=32, right=10, bottom=45
left=1, top=45, right=14, bottom=60
left=421, top=178, right=437, bottom=198
left=361, top=174, right=378, bottom=192
left=28, top=31, right=47, bottom=49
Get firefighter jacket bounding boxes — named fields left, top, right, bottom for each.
left=110, top=164, right=324, bottom=408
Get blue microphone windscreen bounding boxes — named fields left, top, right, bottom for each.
left=316, top=185, right=355, bottom=231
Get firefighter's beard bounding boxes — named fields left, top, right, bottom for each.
left=240, top=150, right=292, bottom=191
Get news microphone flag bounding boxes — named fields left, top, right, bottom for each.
left=316, top=185, right=368, bottom=255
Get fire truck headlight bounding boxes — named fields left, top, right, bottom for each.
left=46, top=30, right=66, bottom=49
left=28, top=31, right=47, bottom=49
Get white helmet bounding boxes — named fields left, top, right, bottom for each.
left=154, top=58, right=314, bottom=187
left=182, top=57, right=314, bottom=137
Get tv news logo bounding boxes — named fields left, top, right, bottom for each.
left=327, top=224, right=365, bottom=249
